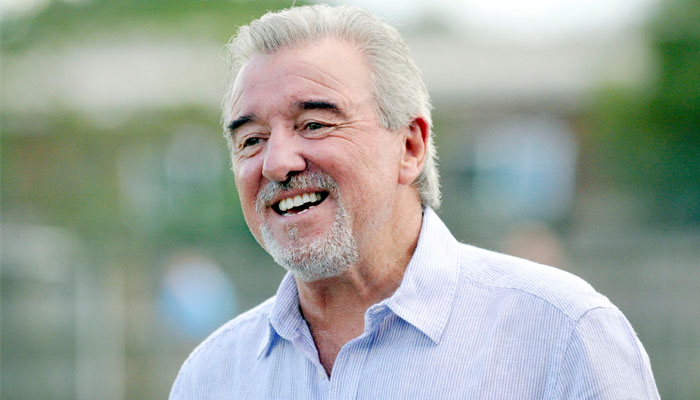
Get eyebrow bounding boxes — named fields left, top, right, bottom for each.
left=226, top=100, right=345, bottom=135
left=227, top=114, right=255, bottom=135
left=296, top=100, right=346, bottom=118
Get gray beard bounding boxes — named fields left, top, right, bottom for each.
left=256, top=172, right=358, bottom=282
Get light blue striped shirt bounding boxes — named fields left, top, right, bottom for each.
left=170, top=208, right=659, bottom=399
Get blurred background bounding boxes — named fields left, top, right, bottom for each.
left=1, top=0, right=698, bottom=398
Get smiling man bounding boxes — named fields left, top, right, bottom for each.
left=170, top=5, right=659, bottom=399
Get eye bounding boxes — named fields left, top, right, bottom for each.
left=242, top=137, right=262, bottom=148
left=305, top=122, right=326, bottom=131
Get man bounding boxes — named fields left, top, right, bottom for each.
left=171, top=5, right=659, bottom=399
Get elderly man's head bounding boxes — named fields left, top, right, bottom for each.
left=224, top=5, right=439, bottom=281
left=223, top=4, right=440, bottom=209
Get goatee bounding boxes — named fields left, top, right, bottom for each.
left=256, top=172, right=358, bottom=282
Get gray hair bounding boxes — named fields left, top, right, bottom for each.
left=222, top=4, right=441, bottom=209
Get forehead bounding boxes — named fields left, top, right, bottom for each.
left=229, top=38, right=373, bottom=119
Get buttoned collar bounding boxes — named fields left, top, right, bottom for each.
left=258, top=207, right=461, bottom=358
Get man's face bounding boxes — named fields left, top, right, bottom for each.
left=226, top=38, right=406, bottom=280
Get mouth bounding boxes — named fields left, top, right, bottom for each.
left=272, top=191, right=329, bottom=216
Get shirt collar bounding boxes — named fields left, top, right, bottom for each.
left=257, top=272, right=302, bottom=358
left=383, top=207, right=460, bottom=344
left=258, top=207, right=461, bottom=357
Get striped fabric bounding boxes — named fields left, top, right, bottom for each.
left=170, top=208, right=659, bottom=399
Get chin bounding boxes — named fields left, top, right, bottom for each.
left=260, top=208, right=358, bottom=283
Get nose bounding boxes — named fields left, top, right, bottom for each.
left=262, top=128, right=307, bottom=182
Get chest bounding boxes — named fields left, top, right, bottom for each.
left=307, top=314, right=367, bottom=376
left=233, top=315, right=567, bottom=400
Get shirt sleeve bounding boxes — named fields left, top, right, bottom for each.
left=169, top=369, right=188, bottom=400
left=552, top=307, right=660, bottom=399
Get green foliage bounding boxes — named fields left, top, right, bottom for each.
left=1, top=107, right=241, bottom=242
left=590, top=0, right=700, bottom=224
left=2, top=0, right=298, bottom=53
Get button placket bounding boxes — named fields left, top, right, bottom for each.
left=327, top=306, right=390, bottom=399
left=327, top=334, right=375, bottom=400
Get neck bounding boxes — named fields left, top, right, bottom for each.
left=295, top=199, right=424, bottom=375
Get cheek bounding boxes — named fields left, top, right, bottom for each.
left=357, top=134, right=403, bottom=179
left=330, top=137, right=403, bottom=202
left=233, top=167, right=264, bottom=240
left=233, top=158, right=262, bottom=210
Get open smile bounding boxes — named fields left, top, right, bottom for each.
left=272, top=191, right=329, bottom=216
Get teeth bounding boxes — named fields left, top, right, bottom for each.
left=276, top=192, right=323, bottom=213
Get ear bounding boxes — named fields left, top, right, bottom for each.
left=398, top=116, right=429, bottom=186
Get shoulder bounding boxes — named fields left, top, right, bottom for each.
left=171, top=296, right=275, bottom=390
left=191, top=295, right=274, bottom=358
left=454, top=242, right=616, bottom=322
